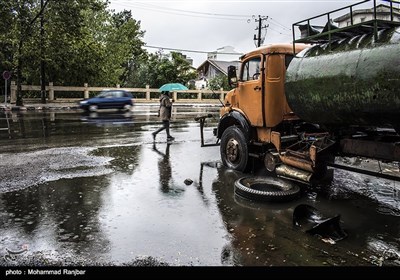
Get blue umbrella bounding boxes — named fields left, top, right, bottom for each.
left=159, top=83, right=188, bottom=92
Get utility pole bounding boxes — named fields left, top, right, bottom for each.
left=40, top=0, right=46, bottom=104
left=253, top=15, right=269, bottom=47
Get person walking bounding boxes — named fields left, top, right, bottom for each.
left=152, top=91, right=175, bottom=141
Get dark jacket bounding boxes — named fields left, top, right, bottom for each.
left=159, top=93, right=172, bottom=121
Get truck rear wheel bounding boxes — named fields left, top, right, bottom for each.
left=220, top=126, right=250, bottom=172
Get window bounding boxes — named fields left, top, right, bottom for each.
left=240, top=57, right=261, bottom=81
left=99, top=90, right=131, bottom=98
left=285, top=55, right=294, bottom=69
left=104, top=92, right=114, bottom=98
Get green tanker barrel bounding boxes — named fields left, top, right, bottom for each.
left=285, top=27, right=400, bottom=131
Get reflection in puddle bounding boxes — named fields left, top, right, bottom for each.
left=367, top=237, right=400, bottom=266
left=331, top=169, right=400, bottom=216
left=0, top=110, right=399, bottom=266
left=80, top=112, right=134, bottom=126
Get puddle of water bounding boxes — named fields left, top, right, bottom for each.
left=0, top=110, right=399, bottom=267
left=331, top=169, right=400, bottom=216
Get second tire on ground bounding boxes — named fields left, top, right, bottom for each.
left=234, top=176, right=300, bottom=202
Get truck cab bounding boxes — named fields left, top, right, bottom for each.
left=222, top=44, right=307, bottom=133
left=217, top=43, right=333, bottom=183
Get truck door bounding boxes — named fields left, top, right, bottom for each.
left=265, top=54, right=285, bottom=128
left=237, top=55, right=264, bottom=127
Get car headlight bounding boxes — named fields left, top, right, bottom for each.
left=80, top=100, right=88, bottom=105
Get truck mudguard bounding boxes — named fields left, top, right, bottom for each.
left=217, top=110, right=251, bottom=140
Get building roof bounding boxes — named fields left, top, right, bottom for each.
left=197, top=60, right=240, bottom=76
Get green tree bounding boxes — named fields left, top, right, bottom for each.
left=126, top=50, right=197, bottom=89
left=0, top=0, right=15, bottom=73
left=12, top=0, right=42, bottom=105
left=1, top=0, right=201, bottom=101
left=108, top=10, right=145, bottom=85
left=0, top=0, right=16, bottom=99
left=43, top=2, right=145, bottom=87
left=170, top=52, right=197, bottom=85
left=0, top=0, right=146, bottom=103
left=208, top=74, right=230, bottom=90
left=30, top=0, right=102, bottom=86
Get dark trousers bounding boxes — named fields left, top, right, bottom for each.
left=154, top=120, right=171, bottom=137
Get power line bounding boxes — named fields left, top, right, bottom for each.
left=269, top=17, right=292, bottom=31
left=110, top=1, right=294, bottom=49
left=267, top=25, right=291, bottom=36
left=111, top=1, right=250, bottom=20
left=112, top=0, right=357, bottom=2
left=110, top=1, right=294, bottom=38
left=136, top=2, right=251, bottom=18
left=144, top=45, right=244, bottom=55
left=116, top=3, right=245, bottom=21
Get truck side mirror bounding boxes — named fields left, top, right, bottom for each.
left=227, top=65, right=238, bottom=88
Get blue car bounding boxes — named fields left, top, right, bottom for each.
left=79, top=90, right=134, bottom=112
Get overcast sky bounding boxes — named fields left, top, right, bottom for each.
left=108, top=0, right=380, bottom=67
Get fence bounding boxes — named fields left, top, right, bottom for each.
left=9, top=81, right=228, bottom=103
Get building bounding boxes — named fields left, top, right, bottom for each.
left=207, top=46, right=242, bottom=61
left=195, top=46, right=242, bottom=89
left=181, top=54, right=194, bottom=66
left=334, top=3, right=400, bottom=27
left=196, top=60, right=240, bottom=90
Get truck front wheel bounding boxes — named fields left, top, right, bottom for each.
left=220, top=126, right=249, bottom=172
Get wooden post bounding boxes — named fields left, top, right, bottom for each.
left=10, top=81, right=16, bottom=103
left=84, top=83, right=89, bottom=99
left=146, top=85, right=150, bottom=100
left=48, top=82, right=54, bottom=100
left=116, top=84, right=120, bottom=88
left=220, top=88, right=224, bottom=101
left=173, top=91, right=177, bottom=101
left=198, top=90, right=202, bottom=101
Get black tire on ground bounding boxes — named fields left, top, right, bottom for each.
left=220, top=126, right=250, bottom=172
left=234, top=176, right=300, bottom=202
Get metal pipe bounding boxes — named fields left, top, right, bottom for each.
left=327, top=162, right=400, bottom=182
left=276, top=164, right=313, bottom=182
left=279, top=154, right=314, bottom=173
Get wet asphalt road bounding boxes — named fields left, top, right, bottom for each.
left=0, top=106, right=399, bottom=267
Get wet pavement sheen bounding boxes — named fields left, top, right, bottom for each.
left=0, top=106, right=399, bottom=266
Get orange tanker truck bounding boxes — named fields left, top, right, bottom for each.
left=198, top=0, right=400, bottom=184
